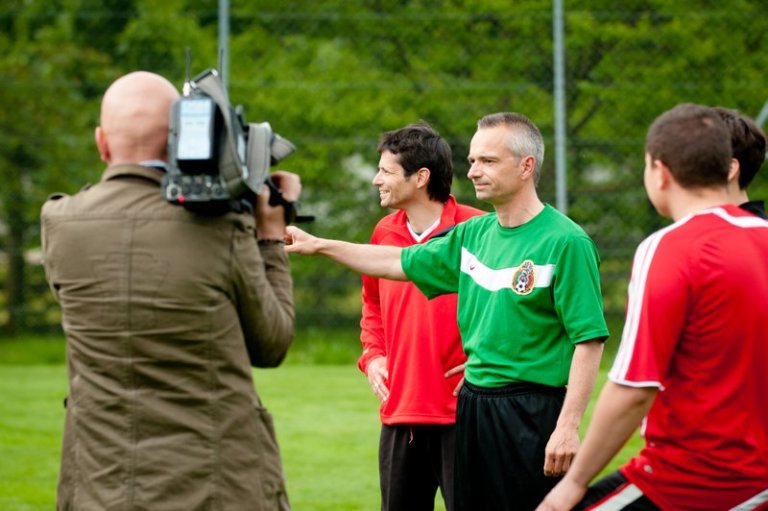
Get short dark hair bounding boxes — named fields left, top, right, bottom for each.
left=377, top=122, right=453, bottom=203
left=711, top=106, right=766, bottom=190
left=477, top=112, right=545, bottom=184
left=646, top=103, right=731, bottom=188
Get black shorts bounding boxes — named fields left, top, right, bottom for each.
left=454, top=381, right=566, bottom=511
left=379, top=423, right=456, bottom=511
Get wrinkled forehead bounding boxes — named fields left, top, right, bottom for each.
left=469, top=126, right=516, bottom=159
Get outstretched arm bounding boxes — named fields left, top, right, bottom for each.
left=284, top=225, right=407, bottom=280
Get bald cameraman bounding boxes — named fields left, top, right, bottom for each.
left=42, top=71, right=299, bottom=510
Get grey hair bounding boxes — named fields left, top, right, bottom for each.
left=477, top=112, right=545, bottom=183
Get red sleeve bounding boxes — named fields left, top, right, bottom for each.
left=357, top=272, right=386, bottom=375
left=609, top=231, right=689, bottom=388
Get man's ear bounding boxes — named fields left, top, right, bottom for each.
left=416, top=167, right=431, bottom=188
left=727, top=158, right=740, bottom=183
left=95, top=126, right=110, bottom=163
left=654, top=159, right=673, bottom=189
left=520, top=155, right=537, bottom=180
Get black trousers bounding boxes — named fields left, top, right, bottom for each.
left=454, top=381, right=566, bottom=511
left=575, top=472, right=659, bottom=511
left=379, top=423, right=457, bottom=511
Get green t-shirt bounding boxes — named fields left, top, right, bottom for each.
left=401, top=205, right=609, bottom=388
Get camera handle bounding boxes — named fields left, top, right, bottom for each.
left=265, top=177, right=315, bottom=224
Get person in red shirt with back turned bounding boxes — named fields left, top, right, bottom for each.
left=358, top=122, right=485, bottom=511
left=537, top=103, right=768, bottom=511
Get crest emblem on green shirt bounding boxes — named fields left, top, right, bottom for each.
left=511, top=259, right=536, bottom=295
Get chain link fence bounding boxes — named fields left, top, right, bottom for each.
left=2, top=1, right=767, bottom=341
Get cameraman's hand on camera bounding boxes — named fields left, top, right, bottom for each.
left=255, top=171, right=301, bottom=239
left=269, top=170, right=301, bottom=202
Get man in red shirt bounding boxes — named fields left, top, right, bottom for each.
left=713, top=106, right=767, bottom=218
left=358, top=123, right=484, bottom=510
left=537, top=103, right=768, bottom=511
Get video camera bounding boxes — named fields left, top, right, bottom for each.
left=163, top=67, right=311, bottom=221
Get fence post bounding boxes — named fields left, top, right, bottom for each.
left=553, top=0, right=568, bottom=214
left=218, top=0, right=230, bottom=87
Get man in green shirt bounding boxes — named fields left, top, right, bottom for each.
left=286, top=113, right=608, bottom=510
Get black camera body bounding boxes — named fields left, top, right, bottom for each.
left=163, top=68, right=296, bottom=215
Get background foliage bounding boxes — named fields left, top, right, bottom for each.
left=2, top=0, right=767, bottom=336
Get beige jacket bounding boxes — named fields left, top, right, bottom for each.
left=41, top=164, right=294, bottom=510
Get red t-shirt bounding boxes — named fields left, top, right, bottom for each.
left=357, top=196, right=485, bottom=424
left=610, top=205, right=768, bottom=510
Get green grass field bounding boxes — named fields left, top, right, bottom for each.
left=0, top=334, right=641, bottom=510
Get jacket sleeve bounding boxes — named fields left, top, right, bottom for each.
left=357, top=273, right=386, bottom=374
left=232, top=233, right=295, bottom=368
left=40, top=196, right=66, bottom=302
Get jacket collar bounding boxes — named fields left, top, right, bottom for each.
left=387, top=195, right=460, bottom=241
left=101, top=163, right=164, bottom=186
